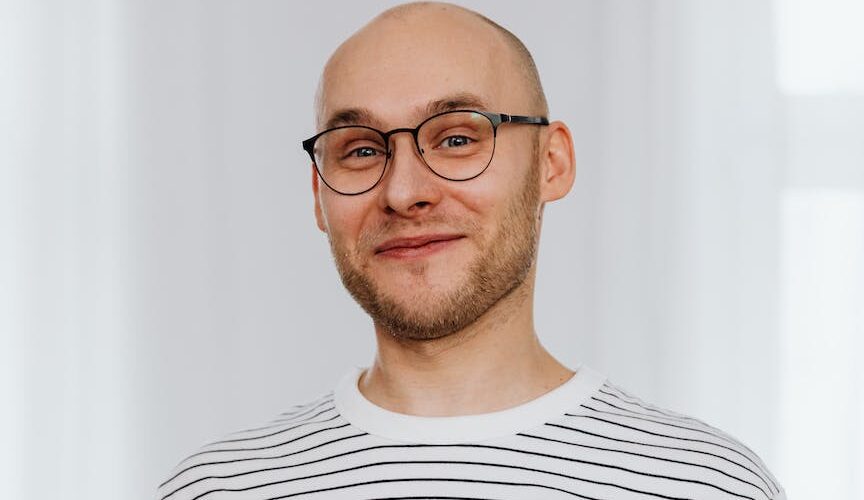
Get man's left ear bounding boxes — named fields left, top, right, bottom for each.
left=538, top=121, right=576, bottom=203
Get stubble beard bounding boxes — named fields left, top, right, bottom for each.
left=328, top=156, right=541, bottom=342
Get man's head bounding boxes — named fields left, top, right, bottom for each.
left=314, top=3, right=549, bottom=130
left=309, top=2, right=575, bottom=341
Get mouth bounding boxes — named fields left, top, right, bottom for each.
left=374, top=234, right=465, bottom=259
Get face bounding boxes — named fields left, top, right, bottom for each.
left=312, top=9, right=547, bottom=341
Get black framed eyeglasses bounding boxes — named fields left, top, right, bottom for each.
left=301, top=109, right=549, bottom=196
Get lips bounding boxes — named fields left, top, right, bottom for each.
left=374, top=234, right=464, bottom=254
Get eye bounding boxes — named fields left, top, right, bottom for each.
left=350, top=146, right=380, bottom=157
left=441, top=135, right=473, bottom=148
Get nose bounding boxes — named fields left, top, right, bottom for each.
left=376, top=131, right=442, bottom=216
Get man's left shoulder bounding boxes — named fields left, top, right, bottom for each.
left=540, top=379, right=786, bottom=499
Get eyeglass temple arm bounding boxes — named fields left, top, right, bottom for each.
left=500, top=114, right=549, bottom=126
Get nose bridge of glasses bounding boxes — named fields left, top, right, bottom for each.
left=381, top=127, right=423, bottom=158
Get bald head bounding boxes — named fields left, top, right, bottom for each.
left=374, top=2, right=548, bottom=113
left=315, top=2, right=548, bottom=129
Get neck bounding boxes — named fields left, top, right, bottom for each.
left=358, top=274, right=575, bottom=416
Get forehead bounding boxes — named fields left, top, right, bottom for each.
left=322, top=92, right=492, bottom=130
left=318, top=10, right=526, bottom=128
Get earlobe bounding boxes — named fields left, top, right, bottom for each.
left=538, top=121, right=576, bottom=203
left=312, top=165, right=328, bottom=233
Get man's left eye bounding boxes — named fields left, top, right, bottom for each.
left=442, top=136, right=472, bottom=148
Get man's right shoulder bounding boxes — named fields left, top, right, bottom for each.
left=157, top=390, right=341, bottom=500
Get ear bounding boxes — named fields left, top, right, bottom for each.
left=312, top=165, right=328, bottom=233
left=537, top=121, right=576, bottom=203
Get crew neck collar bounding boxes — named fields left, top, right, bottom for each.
left=333, top=364, right=605, bottom=444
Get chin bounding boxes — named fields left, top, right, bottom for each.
left=386, top=275, right=470, bottom=304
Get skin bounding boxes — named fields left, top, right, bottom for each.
left=311, top=2, right=577, bottom=417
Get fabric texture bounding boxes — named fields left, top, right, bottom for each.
left=158, top=365, right=785, bottom=500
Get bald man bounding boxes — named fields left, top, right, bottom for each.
left=159, top=3, right=785, bottom=499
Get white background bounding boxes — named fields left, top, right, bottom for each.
left=2, top=1, right=862, bottom=499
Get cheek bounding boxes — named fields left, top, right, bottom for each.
left=444, top=175, right=511, bottom=246
left=324, top=204, right=353, bottom=233
left=320, top=194, right=368, bottom=245
left=458, top=151, right=527, bottom=213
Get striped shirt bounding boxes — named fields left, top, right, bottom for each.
left=158, top=365, right=785, bottom=500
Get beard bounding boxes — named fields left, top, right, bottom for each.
left=328, top=155, right=541, bottom=342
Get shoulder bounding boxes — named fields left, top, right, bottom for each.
left=543, top=379, right=786, bottom=499
left=157, top=390, right=342, bottom=500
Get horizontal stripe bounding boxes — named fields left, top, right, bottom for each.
left=159, top=367, right=783, bottom=500
left=167, top=441, right=762, bottom=500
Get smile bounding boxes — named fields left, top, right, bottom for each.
left=374, top=234, right=465, bottom=259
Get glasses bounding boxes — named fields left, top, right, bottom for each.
left=302, top=109, right=549, bottom=195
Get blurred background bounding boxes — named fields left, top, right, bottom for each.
left=2, top=0, right=862, bottom=498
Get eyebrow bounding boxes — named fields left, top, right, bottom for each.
left=424, top=92, right=491, bottom=116
left=323, top=108, right=381, bottom=130
left=322, top=92, right=492, bottom=131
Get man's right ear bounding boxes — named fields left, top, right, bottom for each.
left=312, top=165, right=328, bottom=233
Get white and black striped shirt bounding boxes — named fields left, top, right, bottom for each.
left=158, top=365, right=785, bottom=500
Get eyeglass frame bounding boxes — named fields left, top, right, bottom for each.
left=301, top=109, right=549, bottom=196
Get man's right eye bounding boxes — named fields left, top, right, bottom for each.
left=347, top=146, right=380, bottom=158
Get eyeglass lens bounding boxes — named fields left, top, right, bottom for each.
left=313, top=111, right=495, bottom=195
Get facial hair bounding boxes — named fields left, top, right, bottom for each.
left=328, top=155, right=541, bottom=342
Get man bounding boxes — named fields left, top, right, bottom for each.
left=159, top=3, right=785, bottom=499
